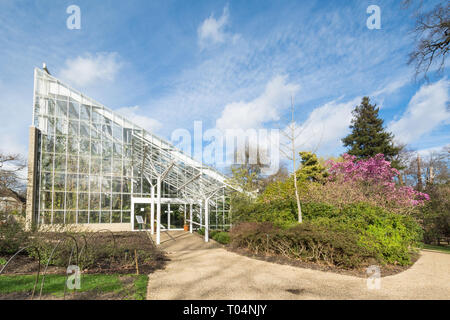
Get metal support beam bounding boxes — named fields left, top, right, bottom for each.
left=177, top=173, right=201, bottom=191
left=151, top=185, right=155, bottom=235
left=156, top=177, right=161, bottom=245
left=189, top=203, right=193, bottom=233
left=205, top=199, right=209, bottom=242
left=160, top=161, right=175, bottom=181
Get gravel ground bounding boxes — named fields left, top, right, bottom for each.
left=147, top=231, right=450, bottom=300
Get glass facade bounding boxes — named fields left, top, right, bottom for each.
left=31, top=68, right=231, bottom=228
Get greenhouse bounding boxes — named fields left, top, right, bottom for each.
left=26, top=67, right=234, bottom=244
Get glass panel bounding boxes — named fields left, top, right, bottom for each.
left=53, top=192, right=65, bottom=210
left=100, top=211, right=111, bottom=223
left=42, top=153, right=53, bottom=171
left=122, top=211, right=130, bottom=223
left=91, top=124, right=101, bottom=139
left=40, top=191, right=52, bottom=210
left=80, top=138, right=90, bottom=153
left=112, top=211, right=121, bottom=223
left=101, top=193, right=111, bottom=209
left=90, top=175, right=100, bottom=192
left=79, top=156, right=89, bottom=173
left=89, top=211, right=99, bottom=223
left=91, top=107, right=102, bottom=123
left=66, top=174, right=77, bottom=192
left=79, top=122, right=90, bottom=137
left=55, top=100, right=67, bottom=118
left=122, top=195, right=130, bottom=210
left=91, top=140, right=101, bottom=156
left=40, top=172, right=52, bottom=191
left=102, top=158, right=111, bottom=175
left=55, top=136, right=67, bottom=153
left=42, top=134, right=55, bottom=153
left=80, top=104, right=91, bottom=121
left=78, top=193, right=89, bottom=210
left=67, top=155, right=78, bottom=172
left=68, top=137, right=79, bottom=153
left=55, top=118, right=68, bottom=135
left=112, top=194, right=121, bottom=210
left=78, top=175, right=89, bottom=192
left=77, top=211, right=88, bottom=223
left=41, top=211, right=52, bottom=225
left=53, top=173, right=65, bottom=191
left=90, top=157, right=101, bottom=174
left=68, top=120, right=79, bottom=135
left=66, top=211, right=76, bottom=224
left=90, top=193, right=100, bottom=210
left=68, top=101, right=79, bottom=120
left=54, top=154, right=66, bottom=172
left=53, top=211, right=64, bottom=224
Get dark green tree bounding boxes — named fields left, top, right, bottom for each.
left=342, top=97, right=401, bottom=167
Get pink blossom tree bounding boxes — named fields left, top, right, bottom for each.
left=321, top=153, right=430, bottom=213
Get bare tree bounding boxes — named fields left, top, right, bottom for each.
left=280, top=97, right=303, bottom=223
left=0, top=152, right=26, bottom=195
left=404, top=1, right=449, bottom=80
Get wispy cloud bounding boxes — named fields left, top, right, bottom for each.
left=287, top=97, right=361, bottom=155
left=198, top=5, right=238, bottom=49
left=115, top=106, right=162, bottom=133
left=58, top=52, right=122, bottom=87
left=388, top=79, right=450, bottom=144
left=216, top=75, right=299, bottom=130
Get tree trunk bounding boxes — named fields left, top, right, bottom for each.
left=417, top=154, right=423, bottom=191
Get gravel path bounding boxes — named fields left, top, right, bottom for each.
left=147, top=231, right=450, bottom=300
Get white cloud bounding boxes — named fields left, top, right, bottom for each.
left=388, top=79, right=450, bottom=144
left=288, top=97, right=361, bottom=153
left=198, top=6, right=237, bottom=49
left=216, top=75, right=300, bottom=130
left=115, top=106, right=162, bottom=133
left=416, top=144, right=450, bottom=156
left=59, top=52, right=122, bottom=87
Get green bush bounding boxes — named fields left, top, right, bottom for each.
left=212, top=232, right=230, bottom=245
left=313, top=203, right=422, bottom=265
left=230, top=221, right=374, bottom=268
left=0, top=221, right=29, bottom=255
left=302, top=202, right=339, bottom=220
left=230, top=202, right=422, bottom=267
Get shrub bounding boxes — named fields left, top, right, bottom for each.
left=230, top=221, right=374, bottom=268
left=212, top=232, right=230, bottom=245
left=302, top=202, right=339, bottom=220
left=0, top=220, right=29, bottom=255
left=314, top=203, right=422, bottom=265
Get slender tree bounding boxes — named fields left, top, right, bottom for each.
left=342, top=97, right=400, bottom=167
left=280, top=97, right=303, bottom=223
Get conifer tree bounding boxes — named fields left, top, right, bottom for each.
left=342, top=97, right=400, bottom=167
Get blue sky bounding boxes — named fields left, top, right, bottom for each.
left=0, top=0, right=448, bottom=167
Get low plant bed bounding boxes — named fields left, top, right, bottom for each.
left=227, top=246, right=419, bottom=278
left=1, top=231, right=168, bottom=275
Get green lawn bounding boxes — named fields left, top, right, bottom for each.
left=422, top=244, right=450, bottom=254
left=0, top=274, right=148, bottom=300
